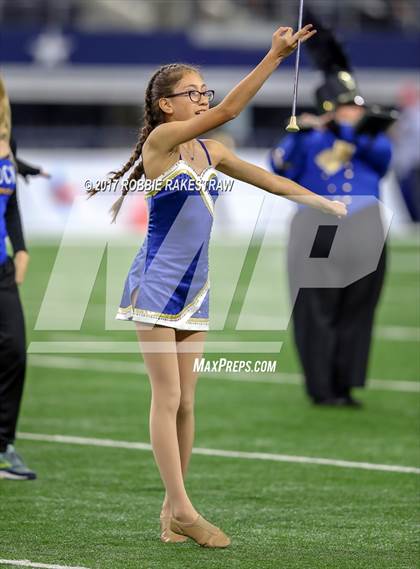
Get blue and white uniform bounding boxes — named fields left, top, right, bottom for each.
left=0, top=156, right=17, bottom=266
left=117, top=139, right=218, bottom=330
left=270, top=123, right=392, bottom=213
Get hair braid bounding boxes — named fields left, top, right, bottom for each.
left=111, top=65, right=162, bottom=185
left=108, top=70, right=163, bottom=222
left=90, top=62, right=201, bottom=223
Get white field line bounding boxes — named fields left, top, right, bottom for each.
left=213, top=322, right=420, bottom=340
left=33, top=296, right=420, bottom=343
left=0, top=560, right=89, bottom=569
left=27, top=341, right=283, bottom=354
left=28, top=355, right=420, bottom=393
left=209, top=325, right=420, bottom=342
left=17, top=432, right=420, bottom=475
left=375, top=325, right=420, bottom=341
left=26, top=326, right=420, bottom=348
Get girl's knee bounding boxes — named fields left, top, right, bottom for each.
left=178, top=396, right=195, bottom=416
left=152, top=387, right=181, bottom=414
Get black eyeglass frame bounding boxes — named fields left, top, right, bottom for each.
left=164, top=89, right=215, bottom=103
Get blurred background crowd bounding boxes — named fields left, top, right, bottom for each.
left=0, top=0, right=419, bottom=233
left=1, top=0, right=420, bottom=30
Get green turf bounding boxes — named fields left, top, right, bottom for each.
left=0, top=239, right=419, bottom=569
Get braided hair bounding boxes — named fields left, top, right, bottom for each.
left=88, top=63, right=200, bottom=223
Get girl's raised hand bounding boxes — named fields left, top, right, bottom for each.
left=270, top=24, right=316, bottom=59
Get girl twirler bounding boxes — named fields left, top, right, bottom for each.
left=91, top=24, right=346, bottom=548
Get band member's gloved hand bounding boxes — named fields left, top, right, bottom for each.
left=16, top=157, right=50, bottom=181
left=11, top=137, right=50, bottom=181
left=297, top=112, right=334, bottom=131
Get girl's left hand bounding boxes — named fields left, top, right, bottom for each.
left=324, top=200, right=348, bottom=218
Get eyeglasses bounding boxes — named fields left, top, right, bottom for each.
left=165, top=89, right=215, bottom=103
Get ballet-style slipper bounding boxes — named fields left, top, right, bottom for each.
left=170, top=514, right=231, bottom=548
left=160, top=515, right=189, bottom=543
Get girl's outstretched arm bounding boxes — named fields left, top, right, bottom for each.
left=148, top=25, right=316, bottom=151
left=209, top=140, right=347, bottom=217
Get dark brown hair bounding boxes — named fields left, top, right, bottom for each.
left=88, top=63, right=200, bottom=222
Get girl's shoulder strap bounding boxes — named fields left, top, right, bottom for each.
left=197, top=139, right=212, bottom=166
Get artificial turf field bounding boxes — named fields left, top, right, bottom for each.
left=1, top=238, right=419, bottom=569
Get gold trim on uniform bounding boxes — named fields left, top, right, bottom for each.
left=144, top=161, right=217, bottom=217
left=117, top=277, right=209, bottom=323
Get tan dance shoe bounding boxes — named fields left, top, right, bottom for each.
left=170, top=514, right=231, bottom=548
left=160, top=515, right=189, bottom=543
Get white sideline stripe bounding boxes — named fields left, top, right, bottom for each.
left=17, top=432, right=420, bottom=475
left=376, top=326, right=420, bottom=341
left=27, top=341, right=283, bottom=354
left=37, top=324, right=420, bottom=343
left=28, top=355, right=420, bottom=393
left=0, top=560, right=89, bottom=569
left=218, top=325, right=420, bottom=342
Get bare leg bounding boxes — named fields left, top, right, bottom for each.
left=136, top=323, right=198, bottom=522
left=161, top=330, right=206, bottom=517
left=139, top=324, right=230, bottom=547
left=177, top=330, right=206, bottom=475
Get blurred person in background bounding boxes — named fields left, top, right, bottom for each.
left=270, top=11, right=395, bottom=407
left=89, top=24, right=348, bottom=547
left=0, top=74, right=37, bottom=480
left=392, top=83, right=420, bottom=222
